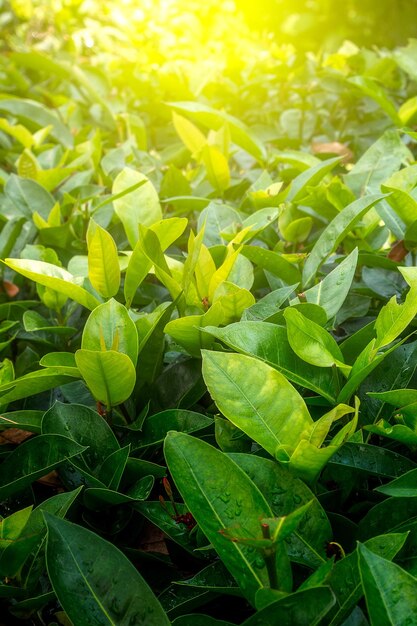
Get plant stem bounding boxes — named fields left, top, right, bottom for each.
left=261, top=523, right=279, bottom=590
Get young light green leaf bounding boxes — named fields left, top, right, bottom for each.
left=3, top=259, right=100, bottom=310
left=284, top=308, right=347, bottom=370
left=302, top=193, right=386, bottom=287
left=202, top=322, right=336, bottom=402
left=75, top=349, right=136, bottom=409
left=172, top=111, right=206, bottom=156
left=301, top=248, right=358, bottom=321
left=113, top=168, right=162, bottom=247
left=374, top=267, right=417, bottom=350
left=81, top=299, right=139, bottom=366
left=202, top=350, right=312, bottom=459
left=87, top=220, right=120, bottom=299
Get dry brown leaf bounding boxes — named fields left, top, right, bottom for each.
left=36, top=470, right=64, bottom=490
left=2, top=280, right=19, bottom=298
left=0, top=428, right=33, bottom=445
left=139, top=521, right=169, bottom=555
left=311, top=141, right=353, bottom=164
left=388, top=239, right=408, bottom=263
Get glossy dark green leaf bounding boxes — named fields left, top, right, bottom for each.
left=326, top=533, right=408, bottom=626
left=0, top=410, right=43, bottom=433
left=159, top=584, right=215, bottom=619
left=358, top=497, right=417, bottom=540
left=98, top=446, right=130, bottom=490
left=125, top=410, right=213, bottom=451
left=173, top=617, right=234, bottom=626
left=44, top=513, right=170, bottom=626
left=242, top=587, right=335, bottom=626
left=359, top=542, right=417, bottom=626
left=328, top=442, right=416, bottom=479
left=375, top=468, right=417, bottom=497
left=174, top=561, right=241, bottom=596
left=133, top=501, right=200, bottom=555
left=42, top=402, right=119, bottom=472
left=84, top=476, right=154, bottom=511
left=229, top=453, right=331, bottom=568
left=0, top=434, right=86, bottom=500
left=3, top=487, right=83, bottom=583
left=165, top=432, right=280, bottom=604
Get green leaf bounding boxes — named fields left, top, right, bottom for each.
left=0, top=434, right=86, bottom=500
left=301, top=248, right=358, bottom=321
left=84, top=476, right=154, bottom=511
left=240, top=246, right=301, bottom=286
left=124, top=409, right=212, bottom=451
left=75, top=349, right=136, bottom=408
left=284, top=307, right=346, bottom=370
left=302, top=193, right=386, bottom=287
left=229, top=453, right=331, bottom=568
left=87, top=220, right=120, bottom=298
left=287, top=156, right=342, bottom=202
left=81, top=299, right=139, bottom=366
left=168, top=101, right=266, bottom=162
left=98, top=446, right=130, bottom=490
left=345, top=129, right=411, bottom=196
left=359, top=542, right=417, bottom=626
left=173, top=616, right=233, bottom=626
left=44, top=513, right=170, bottom=626
left=374, top=267, right=417, bottom=350
left=0, top=410, right=43, bottom=434
left=326, top=533, right=408, bottom=626
left=3, top=258, right=100, bottom=310
left=241, top=285, right=296, bottom=321
left=0, top=98, right=73, bottom=147
left=172, top=111, right=206, bottom=155
left=0, top=367, right=80, bottom=405
left=329, top=442, right=416, bottom=479
left=164, top=432, right=280, bottom=604
left=201, top=144, right=230, bottom=191
left=42, top=402, right=119, bottom=472
left=375, top=468, right=417, bottom=497
left=202, top=322, right=336, bottom=401
left=0, top=487, right=83, bottom=580
left=124, top=217, right=187, bottom=307
left=202, top=350, right=312, bottom=459
left=113, top=168, right=162, bottom=248
left=348, top=76, right=401, bottom=124
left=241, top=587, right=335, bottom=626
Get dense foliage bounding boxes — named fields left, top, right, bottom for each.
left=3, top=2, right=417, bottom=625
